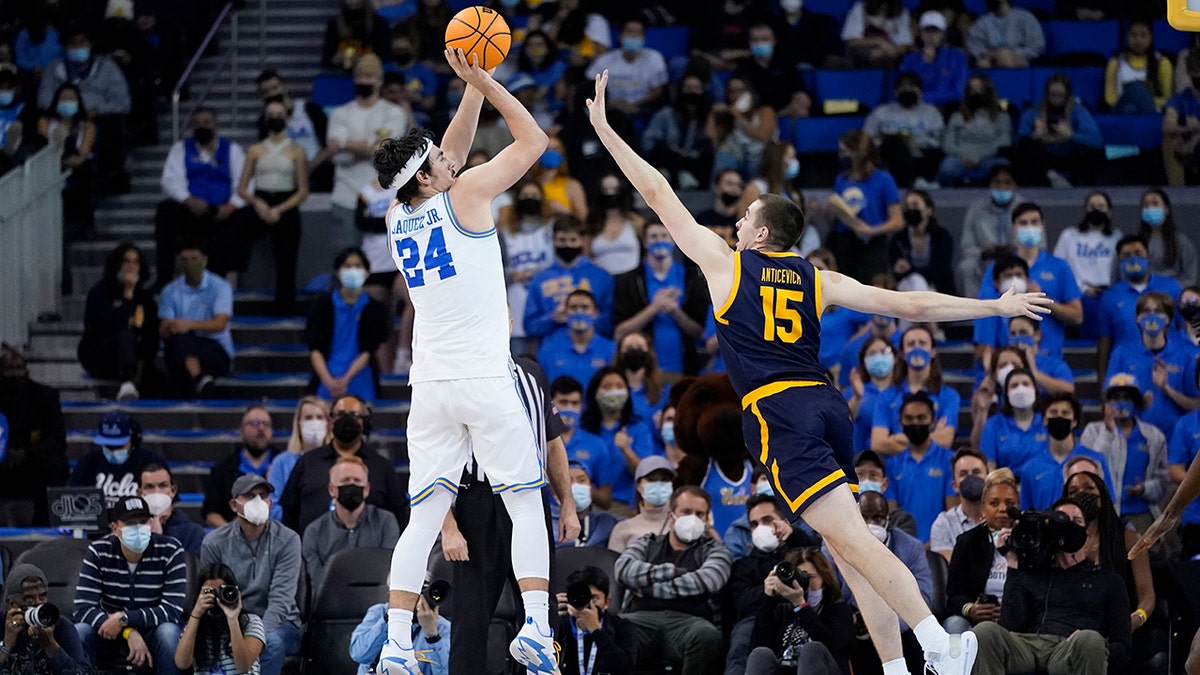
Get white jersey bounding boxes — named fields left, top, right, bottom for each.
left=387, top=190, right=510, bottom=383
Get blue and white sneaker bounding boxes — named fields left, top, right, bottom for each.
left=924, top=630, right=978, bottom=675
left=509, top=617, right=561, bottom=674
left=378, top=638, right=421, bottom=675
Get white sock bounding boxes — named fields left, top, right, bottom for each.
left=522, top=590, right=550, bottom=632
left=387, top=609, right=413, bottom=648
left=913, top=615, right=950, bottom=654
left=882, top=658, right=910, bottom=675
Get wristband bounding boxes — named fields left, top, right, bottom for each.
left=962, top=602, right=974, bottom=618
left=122, top=628, right=133, bottom=640
left=0, top=642, right=11, bottom=655
left=425, top=634, right=442, bottom=644
left=1134, top=608, right=1148, bottom=624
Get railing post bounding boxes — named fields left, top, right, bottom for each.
left=231, top=12, right=239, bottom=133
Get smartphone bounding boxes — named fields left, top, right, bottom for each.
left=977, top=594, right=999, bottom=605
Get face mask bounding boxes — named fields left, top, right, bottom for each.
left=240, top=495, right=270, bottom=526
left=991, top=189, right=1014, bottom=206
left=517, top=198, right=542, bottom=216
left=265, top=117, right=287, bottom=134
left=56, top=100, right=79, bottom=117
left=904, top=347, right=932, bottom=370
left=673, top=514, right=706, bottom=543
left=621, top=37, right=645, bottom=52
left=1008, top=334, right=1036, bottom=350
left=784, top=158, right=800, bottom=180
left=1046, top=416, right=1073, bottom=441
left=756, top=481, right=774, bottom=496
left=896, top=90, right=919, bottom=108
left=1016, top=225, right=1043, bottom=248
left=966, top=91, right=989, bottom=109
left=681, top=92, right=707, bottom=111
left=864, top=352, right=894, bottom=378
left=995, top=364, right=1016, bottom=387
left=143, top=492, right=172, bottom=516
left=648, top=241, right=675, bottom=259
left=1181, top=301, right=1200, bottom=324
left=1007, top=384, right=1036, bottom=410
left=393, top=50, right=414, bottom=65
left=596, top=389, right=629, bottom=413
left=339, top=267, right=367, bottom=290
left=1000, top=276, right=1028, bottom=295
left=567, top=311, right=595, bottom=333
left=719, top=192, right=740, bottom=207
left=192, top=127, right=215, bottom=146
left=1110, top=399, right=1136, bottom=419
left=0, top=91, right=13, bottom=107
left=336, top=484, right=365, bottom=510
left=620, top=348, right=649, bottom=371
left=559, top=408, right=580, bottom=428
left=781, top=0, right=803, bottom=11
left=300, top=419, right=327, bottom=447
left=354, top=83, right=375, bottom=99
left=103, top=447, right=130, bottom=465
left=1073, top=491, right=1101, bottom=523
left=838, top=155, right=853, bottom=170
left=540, top=149, right=563, bottom=170
left=572, top=483, right=593, bottom=511
left=902, top=423, right=931, bottom=446
left=733, top=92, right=754, bottom=114
left=660, top=421, right=676, bottom=446
left=749, top=41, right=774, bottom=59
left=1141, top=206, right=1165, bottom=227
left=751, top=524, right=780, bottom=552
left=642, top=481, right=673, bottom=506
left=555, top=245, right=583, bottom=264
left=857, top=480, right=883, bottom=494
left=67, top=47, right=90, bottom=63
left=902, top=208, right=923, bottom=227
left=1138, top=313, right=1166, bottom=337
left=1084, top=209, right=1109, bottom=227
left=332, top=415, right=363, bottom=443
left=121, top=524, right=152, bottom=553
left=958, top=474, right=984, bottom=502
left=806, top=589, right=823, bottom=606
left=1121, top=256, right=1148, bottom=281
left=867, top=523, right=888, bottom=543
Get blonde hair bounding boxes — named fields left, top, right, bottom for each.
left=287, top=396, right=331, bottom=453
left=983, top=467, right=1019, bottom=498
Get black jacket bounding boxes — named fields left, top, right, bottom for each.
left=887, top=226, right=957, bottom=296
left=611, top=263, right=710, bottom=375
left=201, top=446, right=280, bottom=523
left=70, top=446, right=166, bottom=511
left=554, top=612, right=639, bottom=675
left=304, top=292, right=389, bottom=394
left=78, top=280, right=159, bottom=366
left=0, top=375, right=68, bottom=525
left=163, top=508, right=205, bottom=557
left=280, top=442, right=409, bottom=535
left=946, top=523, right=996, bottom=618
left=727, top=530, right=819, bottom=622
left=750, top=598, right=854, bottom=675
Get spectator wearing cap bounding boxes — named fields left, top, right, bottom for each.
left=553, top=461, right=622, bottom=550
left=901, top=12, right=968, bottom=108
left=608, top=456, right=676, bottom=553
left=0, top=563, right=87, bottom=675
left=929, top=449, right=988, bottom=561
left=75, top=496, right=187, bottom=674
left=140, top=462, right=205, bottom=557
left=1081, top=373, right=1169, bottom=530
left=0, top=344, right=68, bottom=526
left=508, top=74, right=554, bottom=131
left=156, top=237, right=235, bottom=398
left=202, top=405, right=281, bottom=528
left=301, top=456, right=400, bottom=586
left=854, top=450, right=919, bottom=539
left=881, top=392, right=955, bottom=543
left=201, top=474, right=302, bottom=675
left=69, top=411, right=165, bottom=511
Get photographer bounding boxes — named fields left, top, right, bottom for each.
left=349, top=594, right=450, bottom=675
left=554, top=566, right=638, bottom=675
left=973, top=497, right=1132, bottom=675
left=746, top=548, right=854, bottom=675
left=0, top=564, right=87, bottom=675
left=174, top=564, right=264, bottom=675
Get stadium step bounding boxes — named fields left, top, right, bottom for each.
left=66, top=428, right=409, bottom=465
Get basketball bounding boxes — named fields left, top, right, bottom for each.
left=445, top=6, right=511, bottom=70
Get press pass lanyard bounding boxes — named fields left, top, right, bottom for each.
left=573, top=619, right=598, bottom=675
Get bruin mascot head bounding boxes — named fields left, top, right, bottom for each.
left=671, top=373, right=748, bottom=487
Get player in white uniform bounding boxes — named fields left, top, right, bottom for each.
left=374, top=50, right=558, bottom=674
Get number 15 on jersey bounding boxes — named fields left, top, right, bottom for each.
left=395, top=227, right=457, bottom=289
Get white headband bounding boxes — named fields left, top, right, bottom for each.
left=390, top=140, right=432, bottom=190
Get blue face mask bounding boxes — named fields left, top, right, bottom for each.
left=120, top=523, right=152, bottom=553
left=647, top=241, right=675, bottom=259
left=1141, top=206, right=1165, bottom=227
left=755, top=481, right=774, bottom=496
left=559, top=408, right=580, bottom=428
left=864, top=352, right=895, bottom=378
left=905, top=347, right=932, bottom=370
left=660, top=421, right=676, bottom=446
left=338, top=267, right=366, bottom=290
left=539, top=149, right=562, bottom=170
left=56, top=100, right=79, bottom=118
left=1110, top=399, right=1136, bottom=419
left=784, top=158, right=800, bottom=180
left=641, top=481, right=673, bottom=506
left=620, top=37, right=645, bottom=52
left=1016, top=225, right=1043, bottom=248
left=1138, top=313, right=1166, bottom=337
left=0, top=91, right=13, bottom=107
left=571, top=483, right=592, bottom=511
left=1008, top=334, right=1036, bottom=350
left=67, top=47, right=90, bottom=64
left=567, top=311, right=595, bottom=333
left=750, top=41, right=774, bottom=59
left=991, top=189, right=1014, bottom=205
left=857, top=480, right=883, bottom=494
left=103, top=447, right=130, bottom=465
left=1121, top=255, right=1148, bottom=281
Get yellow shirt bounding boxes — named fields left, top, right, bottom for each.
left=1105, top=53, right=1175, bottom=110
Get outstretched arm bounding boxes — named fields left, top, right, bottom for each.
left=820, top=270, right=1053, bottom=323
left=587, top=71, right=733, bottom=280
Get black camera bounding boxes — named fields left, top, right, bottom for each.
left=566, top=581, right=594, bottom=611
left=1003, top=506, right=1087, bottom=569
left=23, top=603, right=59, bottom=629
left=773, top=561, right=811, bottom=591
left=423, top=579, right=451, bottom=608
left=204, top=584, right=240, bottom=609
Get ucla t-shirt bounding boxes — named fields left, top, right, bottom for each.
left=832, top=169, right=901, bottom=234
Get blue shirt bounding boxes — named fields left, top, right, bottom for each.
left=1108, top=337, right=1200, bottom=441
left=267, top=452, right=300, bottom=521
left=1169, top=412, right=1200, bottom=526
left=1017, top=443, right=1112, bottom=510
left=385, top=61, right=438, bottom=102
left=885, top=443, right=954, bottom=542
left=1117, top=422, right=1155, bottom=516
left=1098, top=275, right=1184, bottom=348
left=537, top=331, right=615, bottom=390
left=594, top=420, right=656, bottom=505
left=563, top=428, right=610, bottom=484
left=899, top=46, right=968, bottom=107
left=524, top=257, right=615, bottom=339
left=318, top=290, right=375, bottom=402
left=158, top=270, right=235, bottom=357
left=975, top=251, right=1082, bottom=357
left=1035, top=353, right=1075, bottom=387
left=1167, top=87, right=1200, bottom=125
left=701, top=313, right=726, bottom=374
left=979, top=413, right=1047, bottom=472
left=820, top=306, right=869, bottom=368
left=1018, top=104, right=1103, bottom=148
left=631, top=385, right=666, bottom=430
left=872, top=384, right=962, bottom=435
left=832, top=169, right=901, bottom=234
left=702, top=459, right=754, bottom=536
left=837, top=328, right=901, bottom=388
left=15, top=26, right=62, bottom=71
left=645, top=260, right=687, bottom=374
left=846, top=380, right=887, bottom=454
left=551, top=507, right=621, bottom=549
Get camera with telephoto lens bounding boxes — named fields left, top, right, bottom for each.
left=566, top=581, right=594, bottom=611
left=422, top=579, right=451, bottom=608
left=1003, top=506, right=1087, bottom=570
left=773, top=561, right=811, bottom=591
left=23, top=603, right=59, bottom=629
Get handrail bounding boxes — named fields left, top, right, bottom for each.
left=171, top=1, right=236, bottom=141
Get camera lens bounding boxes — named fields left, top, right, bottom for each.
left=424, top=579, right=451, bottom=608
left=774, top=561, right=796, bottom=584
left=566, top=581, right=593, bottom=610
left=24, top=603, right=59, bottom=629
left=216, top=584, right=240, bottom=607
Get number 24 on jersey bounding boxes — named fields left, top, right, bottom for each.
left=395, top=227, right=457, bottom=288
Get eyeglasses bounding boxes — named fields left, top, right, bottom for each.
left=243, top=420, right=271, bottom=428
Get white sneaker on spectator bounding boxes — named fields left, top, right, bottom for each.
left=509, top=617, right=560, bottom=674
left=116, top=381, right=139, bottom=401
left=1046, top=169, right=1073, bottom=189
left=913, top=177, right=941, bottom=190
left=924, top=630, right=978, bottom=675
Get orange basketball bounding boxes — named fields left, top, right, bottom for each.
left=445, top=6, right=511, bottom=71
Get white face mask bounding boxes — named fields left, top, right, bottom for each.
left=781, top=0, right=802, bottom=11
left=734, top=92, right=753, bottom=114
left=1007, top=384, right=1036, bottom=410
left=751, top=524, right=781, bottom=552
left=1000, top=277, right=1028, bottom=295
left=673, top=514, right=706, bottom=543
left=867, top=523, right=888, bottom=543
left=995, top=364, right=1016, bottom=388
left=300, top=419, right=327, bottom=447
left=806, top=588, right=823, bottom=607
left=142, top=492, right=172, bottom=517
left=240, top=495, right=270, bottom=526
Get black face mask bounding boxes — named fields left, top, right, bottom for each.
left=966, top=92, right=990, bottom=109
left=838, top=155, right=853, bottom=170
left=902, top=208, right=923, bottom=227
left=958, top=474, right=984, bottom=502
left=336, top=484, right=366, bottom=510
left=354, top=83, right=375, bottom=99
left=599, top=193, right=621, bottom=210
left=680, top=93, right=706, bottom=110
left=192, top=127, right=215, bottom=145
left=619, top=348, right=649, bottom=372
left=394, top=50, right=413, bottom=65
left=1181, top=303, right=1200, bottom=323
left=517, top=198, right=543, bottom=216
left=265, top=117, right=287, bottom=134
left=1046, top=417, right=1074, bottom=441
left=719, top=192, right=740, bottom=207
left=1192, top=76, right=1200, bottom=91
left=332, top=415, right=363, bottom=443
left=896, top=90, right=919, bottom=108
left=1072, top=491, right=1100, bottom=523
left=556, top=246, right=583, bottom=264
left=1084, top=209, right=1109, bottom=227
left=902, top=423, right=931, bottom=447
left=1047, top=103, right=1066, bottom=116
